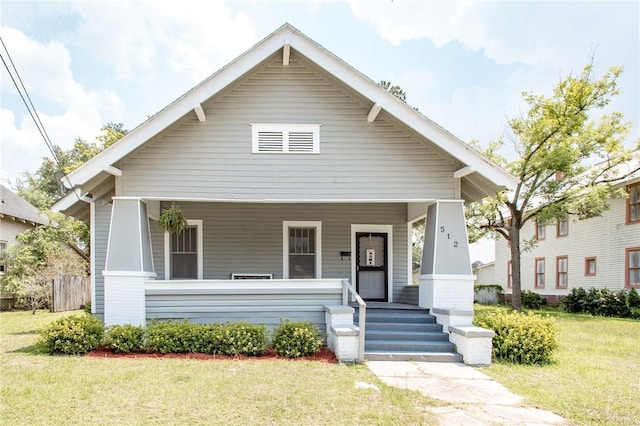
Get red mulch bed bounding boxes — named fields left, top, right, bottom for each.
left=87, top=347, right=338, bottom=363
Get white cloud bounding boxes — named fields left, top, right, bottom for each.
left=348, top=1, right=638, bottom=68
left=0, top=27, right=123, bottom=183
left=71, top=1, right=257, bottom=81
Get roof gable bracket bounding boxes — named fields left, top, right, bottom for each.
left=102, top=165, right=122, bottom=176
left=367, top=103, right=382, bottom=123
left=283, top=43, right=290, bottom=65
left=194, top=103, right=206, bottom=122
left=454, top=166, right=474, bottom=179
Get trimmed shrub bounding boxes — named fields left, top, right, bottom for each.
left=562, top=287, right=634, bottom=318
left=144, top=320, right=193, bottom=353
left=272, top=320, right=323, bottom=358
left=144, top=320, right=267, bottom=356
left=474, top=311, right=559, bottom=365
left=627, top=288, right=640, bottom=309
left=474, top=284, right=503, bottom=305
left=218, top=322, right=268, bottom=356
left=521, top=290, right=547, bottom=310
left=104, top=324, right=145, bottom=353
left=39, top=314, right=104, bottom=355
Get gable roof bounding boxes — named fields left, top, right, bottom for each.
left=0, top=183, right=47, bottom=226
left=55, top=23, right=516, bottom=210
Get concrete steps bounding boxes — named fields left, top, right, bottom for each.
left=355, top=306, right=462, bottom=363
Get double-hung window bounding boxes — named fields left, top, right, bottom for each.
left=627, top=248, right=640, bottom=288
left=557, top=217, right=568, bottom=237
left=283, top=221, right=322, bottom=279
left=164, top=220, right=203, bottom=279
left=0, top=241, right=6, bottom=273
left=535, top=222, right=545, bottom=240
left=556, top=256, right=568, bottom=289
left=535, top=258, right=545, bottom=288
left=628, top=183, right=640, bottom=224
left=507, top=261, right=513, bottom=288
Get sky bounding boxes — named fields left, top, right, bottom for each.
left=1, top=0, right=639, bottom=262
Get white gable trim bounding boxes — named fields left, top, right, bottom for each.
left=62, top=23, right=516, bottom=193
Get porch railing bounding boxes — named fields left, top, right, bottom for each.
left=342, top=279, right=366, bottom=362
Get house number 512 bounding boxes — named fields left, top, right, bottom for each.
left=440, top=226, right=459, bottom=248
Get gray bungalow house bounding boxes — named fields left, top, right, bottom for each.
left=54, top=24, right=515, bottom=362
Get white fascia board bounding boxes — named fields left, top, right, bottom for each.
left=51, top=189, right=82, bottom=212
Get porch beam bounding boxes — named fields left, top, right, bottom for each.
left=193, top=103, right=206, bottom=122
left=367, top=103, right=382, bottom=122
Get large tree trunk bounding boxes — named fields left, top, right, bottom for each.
left=510, top=224, right=522, bottom=310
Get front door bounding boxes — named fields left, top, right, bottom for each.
left=356, top=232, right=388, bottom=302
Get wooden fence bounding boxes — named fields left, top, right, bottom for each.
left=51, top=275, right=90, bottom=312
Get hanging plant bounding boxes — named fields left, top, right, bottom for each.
left=158, top=202, right=188, bottom=234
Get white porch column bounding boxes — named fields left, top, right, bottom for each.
left=418, top=200, right=475, bottom=314
left=103, top=198, right=156, bottom=326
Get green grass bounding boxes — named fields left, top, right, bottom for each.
left=475, top=305, right=640, bottom=426
left=0, top=310, right=438, bottom=425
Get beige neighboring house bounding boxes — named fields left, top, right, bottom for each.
left=0, top=183, right=48, bottom=275
left=494, top=160, right=640, bottom=302
left=473, top=261, right=496, bottom=285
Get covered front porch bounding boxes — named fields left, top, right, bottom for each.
left=100, top=197, right=486, bottom=362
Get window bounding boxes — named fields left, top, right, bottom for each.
left=556, top=256, right=568, bottom=289
left=585, top=257, right=596, bottom=276
left=535, top=258, right=545, bottom=288
left=627, top=183, right=640, bottom=224
left=507, top=261, right=513, bottom=288
left=556, top=217, right=568, bottom=237
left=164, top=220, right=203, bottom=280
left=0, top=241, right=6, bottom=273
left=252, top=124, right=320, bottom=153
left=626, top=247, right=640, bottom=288
left=283, top=221, right=322, bottom=279
left=535, top=222, right=546, bottom=240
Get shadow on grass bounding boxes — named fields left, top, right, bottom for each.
left=10, top=342, right=47, bottom=355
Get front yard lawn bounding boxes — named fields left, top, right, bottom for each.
left=476, top=305, right=640, bottom=426
left=1, top=310, right=438, bottom=425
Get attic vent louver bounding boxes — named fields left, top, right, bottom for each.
left=251, top=124, right=320, bottom=153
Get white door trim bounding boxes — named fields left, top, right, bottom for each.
left=351, top=224, right=393, bottom=303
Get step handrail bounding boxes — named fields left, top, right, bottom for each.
left=341, top=279, right=366, bottom=362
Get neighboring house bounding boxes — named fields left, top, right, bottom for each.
left=53, top=24, right=514, bottom=361
left=0, top=183, right=47, bottom=275
left=494, top=160, right=640, bottom=303
left=473, top=261, right=496, bottom=286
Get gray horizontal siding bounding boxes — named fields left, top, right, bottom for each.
left=93, top=202, right=111, bottom=315
left=146, top=286, right=342, bottom=331
left=148, top=202, right=409, bottom=298
left=120, top=52, right=455, bottom=200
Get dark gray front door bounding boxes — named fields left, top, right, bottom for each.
left=356, top=232, right=388, bottom=302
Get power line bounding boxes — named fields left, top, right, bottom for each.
left=0, top=35, right=80, bottom=202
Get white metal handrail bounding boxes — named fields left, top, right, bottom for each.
left=342, top=279, right=366, bottom=362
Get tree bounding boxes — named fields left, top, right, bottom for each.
left=1, top=211, right=88, bottom=312
left=16, top=122, right=128, bottom=209
left=379, top=80, right=408, bottom=103
left=466, top=62, right=639, bottom=310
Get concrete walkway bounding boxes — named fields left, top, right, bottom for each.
left=367, top=361, right=567, bottom=426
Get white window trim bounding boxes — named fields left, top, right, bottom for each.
left=283, top=221, right=322, bottom=279
left=164, top=219, right=203, bottom=280
left=251, top=123, right=320, bottom=154
left=351, top=224, right=394, bottom=303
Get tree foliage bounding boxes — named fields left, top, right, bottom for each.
left=466, top=62, right=639, bottom=310
left=16, top=122, right=127, bottom=209
left=1, top=211, right=88, bottom=310
left=379, top=80, right=408, bottom=103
